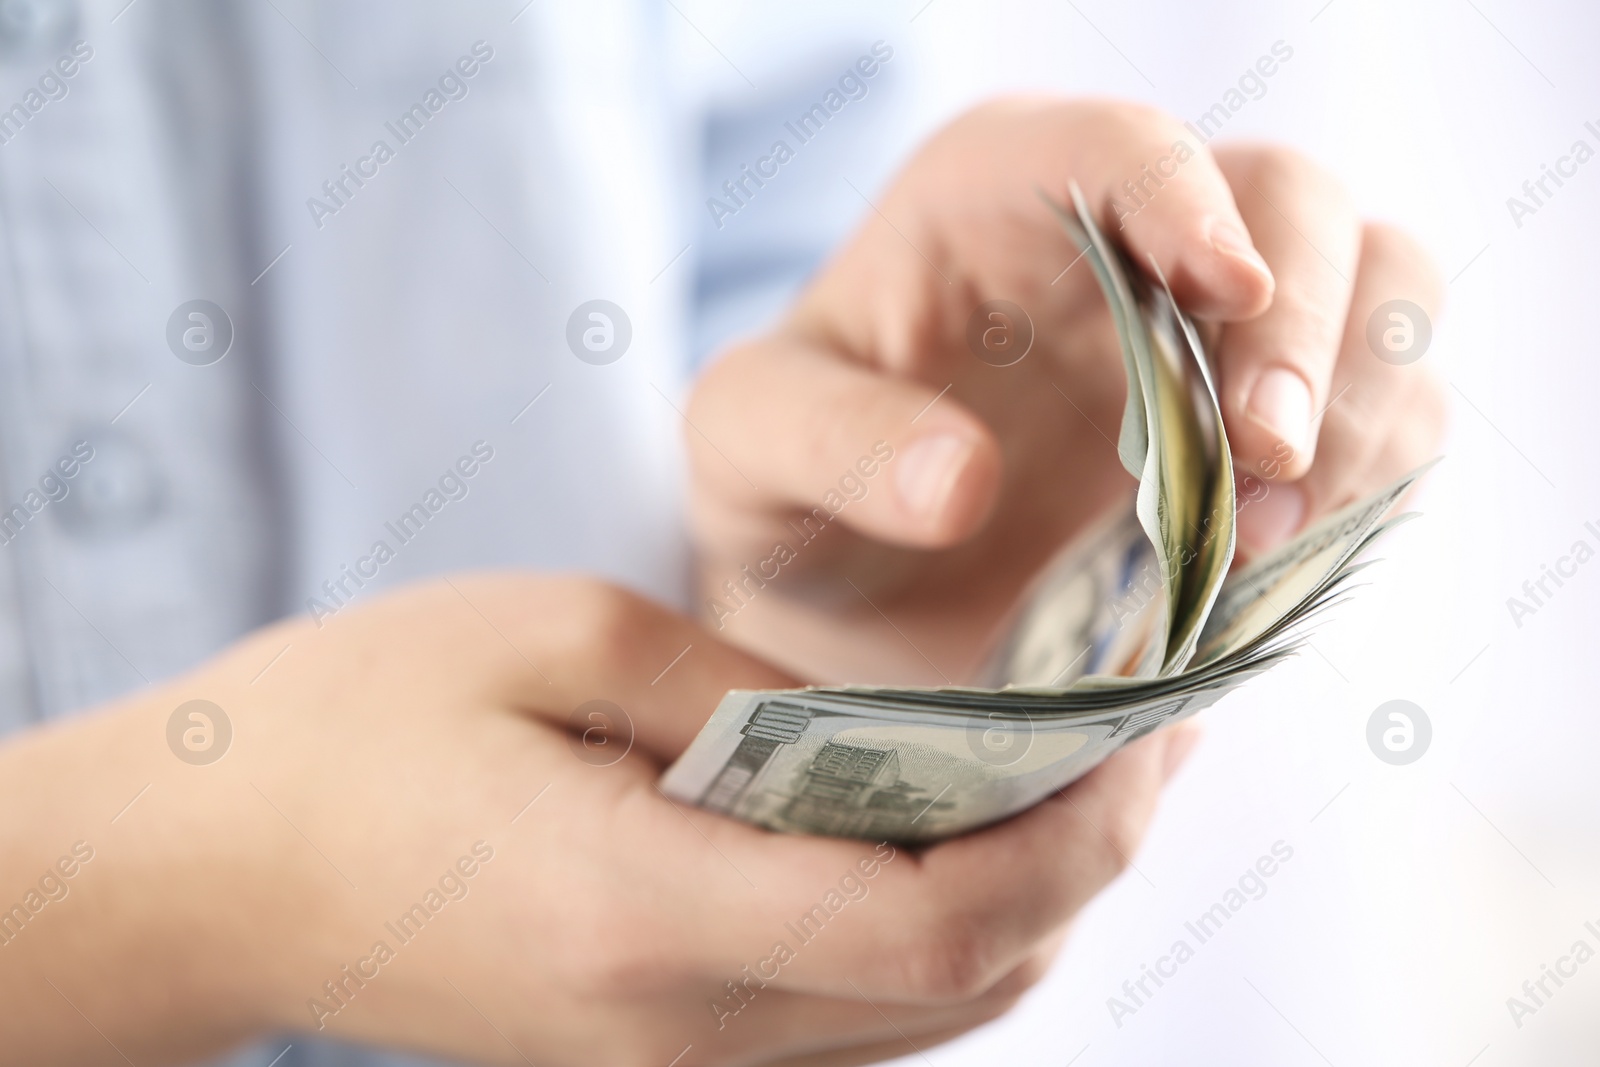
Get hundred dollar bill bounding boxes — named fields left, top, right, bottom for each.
left=660, top=189, right=1434, bottom=842
left=1041, top=184, right=1236, bottom=679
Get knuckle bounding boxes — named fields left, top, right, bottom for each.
left=1231, top=142, right=1346, bottom=202
left=685, top=343, right=751, bottom=433
left=1057, top=802, right=1137, bottom=883
left=1266, top=274, right=1349, bottom=352
left=593, top=1028, right=679, bottom=1067
left=573, top=580, right=653, bottom=657
left=896, top=923, right=996, bottom=1001
left=955, top=97, right=1191, bottom=169
left=540, top=576, right=656, bottom=671
left=1311, top=373, right=1446, bottom=509
left=1417, top=370, right=1449, bottom=430
left=1099, top=842, right=1133, bottom=880
left=1095, top=806, right=1148, bottom=872
left=957, top=96, right=1164, bottom=140
left=989, top=949, right=1055, bottom=1001
left=1039, top=832, right=1128, bottom=910
left=573, top=938, right=654, bottom=997
left=1318, top=381, right=1381, bottom=443
left=566, top=931, right=634, bottom=995
left=972, top=990, right=1025, bottom=1027
left=970, top=976, right=1035, bottom=1027
left=400, top=573, right=552, bottom=651
left=1360, top=221, right=1444, bottom=305
left=561, top=898, right=673, bottom=997
left=1090, top=98, right=1173, bottom=134
left=1078, top=100, right=1195, bottom=158
left=1397, top=371, right=1451, bottom=451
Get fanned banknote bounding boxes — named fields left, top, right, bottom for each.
left=661, top=186, right=1434, bottom=843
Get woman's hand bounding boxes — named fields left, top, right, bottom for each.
left=0, top=573, right=1194, bottom=1066
left=686, top=98, right=1447, bottom=685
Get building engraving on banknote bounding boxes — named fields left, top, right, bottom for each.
left=701, top=702, right=816, bottom=811
left=702, top=702, right=956, bottom=839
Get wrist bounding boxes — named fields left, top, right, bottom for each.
left=0, top=685, right=321, bottom=1060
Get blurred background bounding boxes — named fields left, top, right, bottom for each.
left=0, top=0, right=1594, bottom=1064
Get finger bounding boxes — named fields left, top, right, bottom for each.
left=882, top=722, right=1196, bottom=1001
left=689, top=336, right=1003, bottom=549
left=755, top=1013, right=1010, bottom=1067
left=1234, top=223, right=1445, bottom=555
left=439, top=943, right=1041, bottom=1067
left=912, top=100, right=1276, bottom=319
left=1351, top=395, right=1449, bottom=509
left=701, top=951, right=1050, bottom=1066
left=626, top=718, right=1192, bottom=1010
left=438, top=574, right=798, bottom=762
left=1285, top=226, right=1446, bottom=526
left=1068, top=105, right=1276, bottom=320
left=1212, top=144, right=1361, bottom=480
left=736, top=725, right=1188, bottom=1004
left=762, top=1027, right=985, bottom=1067
left=786, top=100, right=1276, bottom=362
left=1243, top=403, right=1441, bottom=576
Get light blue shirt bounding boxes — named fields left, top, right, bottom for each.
left=0, top=0, right=907, bottom=1063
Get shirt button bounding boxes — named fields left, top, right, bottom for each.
left=52, top=428, right=165, bottom=537
left=0, top=0, right=75, bottom=61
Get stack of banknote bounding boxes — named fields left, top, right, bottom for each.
left=661, top=185, right=1429, bottom=843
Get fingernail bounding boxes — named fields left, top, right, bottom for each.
left=1245, top=367, right=1314, bottom=457
left=894, top=432, right=973, bottom=521
left=1209, top=219, right=1272, bottom=282
left=1236, top=480, right=1306, bottom=553
left=1162, top=725, right=1202, bottom=783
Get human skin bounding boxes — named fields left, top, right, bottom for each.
left=0, top=96, right=1444, bottom=1067
left=0, top=575, right=1195, bottom=1067
left=687, top=98, right=1447, bottom=685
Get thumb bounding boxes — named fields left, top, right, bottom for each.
left=687, top=336, right=1003, bottom=550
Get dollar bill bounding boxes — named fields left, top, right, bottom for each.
left=1047, top=184, right=1237, bottom=677
left=660, top=189, right=1433, bottom=842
